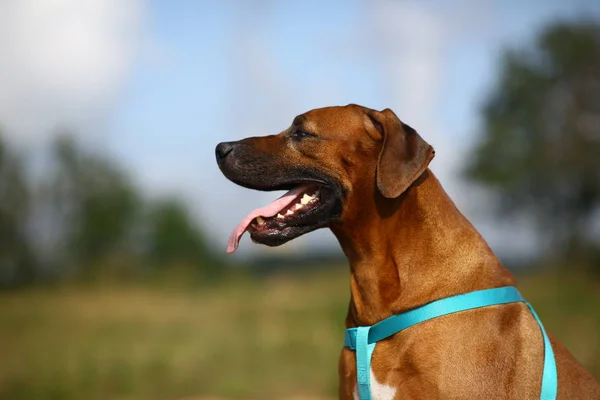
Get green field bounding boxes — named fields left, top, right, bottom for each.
left=0, top=267, right=599, bottom=400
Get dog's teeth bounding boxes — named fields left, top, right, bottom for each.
left=256, top=216, right=265, bottom=225
left=276, top=213, right=284, bottom=219
left=306, top=193, right=317, bottom=200
left=295, top=203, right=303, bottom=210
left=301, top=194, right=312, bottom=205
left=286, top=209, right=294, bottom=216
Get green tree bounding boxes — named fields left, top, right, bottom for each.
left=465, top=20, right=600, bottom=268
left=143, top=198, right=219, bottom=276
left=0, top=133, right=35, bottom=285
left=48, top=135, right=141, bottom=268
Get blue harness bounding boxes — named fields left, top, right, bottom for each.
left=344, top=286, right=557, bottom=400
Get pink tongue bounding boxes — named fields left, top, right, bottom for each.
left=227, top=185, right=312, bottom=254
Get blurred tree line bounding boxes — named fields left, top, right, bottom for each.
left=0, top=133, right=222, bottom=288
left=466, top=20, right=600, bottom=273
left=1, top=19, right=599, bottom=288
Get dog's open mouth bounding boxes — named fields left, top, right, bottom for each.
left=227, top=183, right=336, bottom=253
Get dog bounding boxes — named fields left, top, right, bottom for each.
left=215, top=104, right=600, bottom=399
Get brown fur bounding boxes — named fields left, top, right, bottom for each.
left=217, top=104, right=600, bottom=399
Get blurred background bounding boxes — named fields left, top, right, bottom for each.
left=1, top=1, right=599, bottom=399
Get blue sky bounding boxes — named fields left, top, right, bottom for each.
left=2, top=0, right=599, bottom=260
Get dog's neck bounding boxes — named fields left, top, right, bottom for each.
left=330, top=170, right=515, bottom=327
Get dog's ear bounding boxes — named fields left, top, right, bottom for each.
left=366, top=108, right=435, bottom=199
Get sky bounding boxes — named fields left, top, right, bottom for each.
left=1, top=0, right=599, bottom=261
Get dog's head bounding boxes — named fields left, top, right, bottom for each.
left=215, top=104, right=434, bottom=253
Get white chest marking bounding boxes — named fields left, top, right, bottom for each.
left=353, top=368, right=397, bottom=400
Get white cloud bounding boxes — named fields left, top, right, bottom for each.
left=365, top=0, right=496, bottom=201
left=0, top=0, right=144, bottom=143
left=363, top=1, right=541, bottom=259
left=368, top=1, right=447, bottom=176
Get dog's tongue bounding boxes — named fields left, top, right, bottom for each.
left=227, top=185, right=312, bottom=254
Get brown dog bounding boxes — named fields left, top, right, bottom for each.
left=215, top=104, right=600, bottom=399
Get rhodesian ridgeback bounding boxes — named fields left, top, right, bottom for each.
left=215, top=104, right=600, bottom=399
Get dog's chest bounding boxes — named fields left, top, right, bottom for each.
left=353, top=369, right=397, bottom=400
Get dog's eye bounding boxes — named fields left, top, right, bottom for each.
left=291, top=130, right=313, bottom=140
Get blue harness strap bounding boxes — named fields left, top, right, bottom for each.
left=344, top=286, right=558, bottom=400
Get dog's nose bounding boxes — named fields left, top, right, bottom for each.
left=215, top=142, right=234, bottom=162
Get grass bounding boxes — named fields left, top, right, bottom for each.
left=0, top=267, right=598, bottom=400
